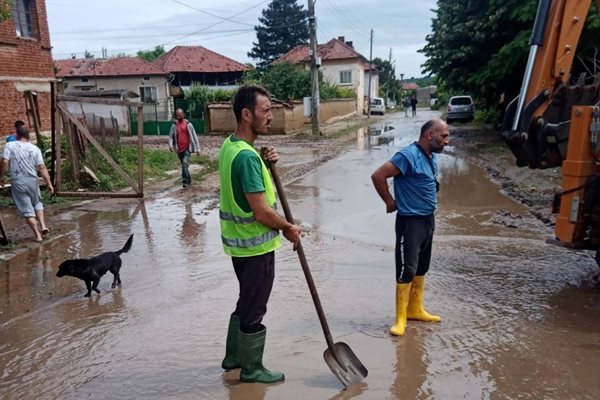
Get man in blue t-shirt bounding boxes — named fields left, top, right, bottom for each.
left=371, top=118, right=449, bottom=336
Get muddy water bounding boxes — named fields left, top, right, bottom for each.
left=1, top=110, right=600, bottom=399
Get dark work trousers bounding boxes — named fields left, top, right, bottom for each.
left=232, top=251, right=275, bottom=334
left=395, top=214, right=435, bottom=283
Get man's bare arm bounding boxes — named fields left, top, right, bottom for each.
left=371, top=161, right=401, bottom=213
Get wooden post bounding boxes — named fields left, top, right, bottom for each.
left=55, top=118, right=62, bottom=192
left=63, top=115, right=80, bottom=184
left=24, top=91, right=44, bottom=145
left=50, top=82, right=56, bottom=184
left=137, top=105, right=144, bottom=197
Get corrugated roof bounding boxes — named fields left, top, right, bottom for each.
left=54, top=57, right=166, bottom=77
left=275, top=38, right=367, bottom=64
left=155, top=45, right=250, bottom=73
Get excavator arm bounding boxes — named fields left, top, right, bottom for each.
left=502, top=0, right=600, bottom=261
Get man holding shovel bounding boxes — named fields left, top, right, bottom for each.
left=371, top=118, right=449, bottom=336
left=218, top=85, right=301, bottom=383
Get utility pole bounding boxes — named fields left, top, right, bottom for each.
left=307, top=0, right=320, bottom=135
left=385, top=47, right=392, bottom=106
left=367, top=29, right=373, bottom=118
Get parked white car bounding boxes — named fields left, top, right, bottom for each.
left=369, top=97, right=385, bottom=115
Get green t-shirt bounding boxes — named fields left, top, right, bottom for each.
left=230, top=137, right=265, bottom=213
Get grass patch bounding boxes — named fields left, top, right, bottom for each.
left=60, top=144, right=214, bottom=192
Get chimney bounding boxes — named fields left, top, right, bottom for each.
left=338, top=36, right=345, bottom=42
left=346, top=41, right=353, bottom=48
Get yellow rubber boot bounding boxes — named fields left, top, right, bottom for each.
left=407, top=275, right=441, bottom=322
left=390, top=283, right=411, bottom=336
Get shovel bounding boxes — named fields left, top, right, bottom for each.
left=268, top=160, right=368, bottom=388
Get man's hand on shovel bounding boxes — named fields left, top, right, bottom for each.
left=261, top=146, right=300, bottom=251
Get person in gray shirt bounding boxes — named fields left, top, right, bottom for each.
left=0, top=126, right=54, bottom=242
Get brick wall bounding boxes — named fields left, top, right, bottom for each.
left=0, top=0, right=54, bottom=134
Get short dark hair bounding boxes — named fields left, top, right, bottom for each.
left=16, top=125, right=30, bottom=139
left=233, top=85, right=270, bottom=122
left=420, top=119, right=440, bottom=138
left=14, top=120, right=25, bottom=129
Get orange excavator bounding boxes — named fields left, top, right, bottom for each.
left=502, top=0, right=600, bottom=267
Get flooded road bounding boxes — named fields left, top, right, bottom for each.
left=1, top=110, right=599, bottom=399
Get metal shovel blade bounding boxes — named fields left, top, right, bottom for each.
left=323, top=342, right=368, bottom=388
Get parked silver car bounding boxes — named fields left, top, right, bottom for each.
left=446, top=95, right=474, bottom=123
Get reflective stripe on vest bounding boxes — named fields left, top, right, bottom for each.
left=221, top=229, right=279, bottom=248
left=218, top=136, right=281, bottom=257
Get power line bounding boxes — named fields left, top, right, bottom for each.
left=53, top=28, right=255, bottom=42
left=52, top=30, right=254, bottom=59
left=168, top=0, right=257, bottom=26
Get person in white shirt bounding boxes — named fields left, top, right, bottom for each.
left=0, top=126, right=54, bottom=242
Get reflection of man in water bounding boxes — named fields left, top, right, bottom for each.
left=371, top=118, right=449, bottom=336
left=179, top=204, right=204, bottom=247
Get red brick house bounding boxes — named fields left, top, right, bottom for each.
left=0, top=0, right=54, bottom=134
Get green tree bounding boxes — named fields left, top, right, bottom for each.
left=137, top=45, right=166, bottom=62
left=0, top=0, right=11, bottom=22
left=248, top=0, right=308, bottom=70
left=421, top=0, right=600, bottom=122
left=261, top=62, right=312, bottom=100
left=84, top=50, right=95, bottom=59
left=372, top=57, right=397, bottom=99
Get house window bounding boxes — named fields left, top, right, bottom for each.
left=139, top=86, right=158, bottom=103
left=13, top=0, right=38, bottom=38
left=81, top=77, right=89, bottom=83
left=339, top=70, right=352, bottom=85
left=143, top=76, right=150, bottom=81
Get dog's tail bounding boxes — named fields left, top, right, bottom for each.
left=116, top=234, right=134, bottom=255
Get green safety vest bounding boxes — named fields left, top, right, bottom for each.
left=219, top=136, right=281, bottom=257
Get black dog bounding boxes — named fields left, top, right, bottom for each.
left=56, top=234, right=133, bottom=297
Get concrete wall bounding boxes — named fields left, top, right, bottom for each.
left=63, top=75, right=170, bottom=102
left=416, top=86, right=438, bottom=104
left=207, top=98, right=356, bottom=134
left=0, top=0, right=54, bottom=133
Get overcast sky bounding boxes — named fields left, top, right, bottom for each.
left=46, top=0, right=437, bottom=79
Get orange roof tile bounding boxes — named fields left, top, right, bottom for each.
left=155, top=45, right=250, bottom=73
left=402, top=82, right=419, bottom=90
left=54, top=57, right=165, bottom=77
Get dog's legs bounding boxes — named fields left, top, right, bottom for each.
left=92, top=279, right=101, bottom=294
left=111, top=272, right=120, bottom=289
left=110, top=266, right=122, bottom=288
left=84, top=280, right=92, bottom=297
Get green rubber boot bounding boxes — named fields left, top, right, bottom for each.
left=221, top=315, right=240, bottom=370
left=239, top=326, right=284, bottom=383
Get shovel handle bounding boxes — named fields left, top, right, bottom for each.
left=268, top=161, right=337, bottom=351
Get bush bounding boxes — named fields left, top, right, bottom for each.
left=184, top=84, right=235, bottom=118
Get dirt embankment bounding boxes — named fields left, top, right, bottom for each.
left=448, top=125, right=563, bottom=226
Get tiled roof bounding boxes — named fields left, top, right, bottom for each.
left=155, top=45, right=250, bottom=73
left=402, top=82, right=420, bottom=90
left=275, top=38, right=367, bottom=64
left=54, top=57, right=166, bottom=77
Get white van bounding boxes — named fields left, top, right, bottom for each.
left=369, top=97, right=385, bottom=115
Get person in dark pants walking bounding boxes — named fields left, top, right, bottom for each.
left=168, top=109, right=200, bottom=189
left=219, top=85, right=301, bottom=383
left=410, top=95, right=418, bottom=117
left=371, top=118, right=449, bottom=336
